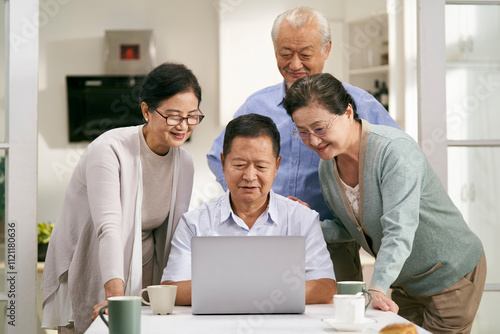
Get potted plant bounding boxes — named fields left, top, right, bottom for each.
left=37, top=221, right=54, bottom=262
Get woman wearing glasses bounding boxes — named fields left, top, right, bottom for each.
left=42, top=63, right=204, bottom=333
left=283, top=73, right=485, bottom=334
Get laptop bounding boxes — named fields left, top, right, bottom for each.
left=191, top=236, right=306, bottom=315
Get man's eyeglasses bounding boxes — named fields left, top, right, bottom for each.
left=151, top=107, right=205, bottom=126
left=293, top=114, right=339, bottom=140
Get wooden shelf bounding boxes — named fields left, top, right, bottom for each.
left=349, top=65, right=389, bottom=76
left=347, top=13, right=390, bottom=101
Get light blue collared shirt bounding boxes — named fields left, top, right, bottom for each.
left=207, top=81, right=400, bottom=221
left=161, top=190, right=335, bottom=282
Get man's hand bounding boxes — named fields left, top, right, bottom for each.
left=288, top=196, right=310, bottom=209
left=162, top=280, right=192, bottom=306
left=306, top=279, right=336, bottom=304
left=369, top=289, right=399, bottom=313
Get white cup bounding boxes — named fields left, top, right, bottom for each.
left=336, top=281, right=373, bottom=311
left=139, top=285, right=177, bottom=315
left=334, top=294, right=365, bottom=323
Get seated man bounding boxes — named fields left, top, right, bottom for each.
left=161, top=113, right=336, bottom=305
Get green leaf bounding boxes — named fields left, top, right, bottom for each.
left=37, top=221, right=54, bottom=244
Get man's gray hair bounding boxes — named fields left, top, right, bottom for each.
left=271, top=7, right=331, bottom=52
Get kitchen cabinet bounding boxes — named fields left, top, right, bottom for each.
left=446, top=5, right=500, bottom=62
left=347, top=13, right=390, bottom=110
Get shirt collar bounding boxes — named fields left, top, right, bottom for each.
left=220, top=190, right=233, bottom=223
left=219, top=190, right=279, bottom=227
left=277, top=80, right=287, bottom=107
left=266, top=190, right=279, bottom=225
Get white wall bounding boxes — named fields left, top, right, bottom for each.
left=37, top=0, right=355, bottom=222
left=218, top=0, right=347, bottom=126
left=37, top=0, right=221, bottom=222
left=344, top=0, right=386, bottom=22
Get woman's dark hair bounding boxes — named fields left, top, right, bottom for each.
left=223, top=114, right=281, bottom=159
left=140, top=62, right=202, bottom=109
left=283, top=73, right=359, bottom=121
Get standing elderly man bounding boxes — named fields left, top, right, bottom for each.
left=207, top=7, right=399, bottom=281
left=162, top=114, right=336, bottom=305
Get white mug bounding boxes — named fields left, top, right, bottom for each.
left=139, top=285, right=177, bottom=315
left=333, top=294, right=365, bottom=323
left=336, top=281, right=373, bottom=310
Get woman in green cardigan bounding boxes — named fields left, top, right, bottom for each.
left=283, top=73, right=486, bottom=334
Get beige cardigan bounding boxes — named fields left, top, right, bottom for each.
left=41, top=126, right=194, bottom=333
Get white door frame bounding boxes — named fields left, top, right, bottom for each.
left=417, top=0, right=500, bottom=293
left=2, top=0, right=39, bottom=333
left=417, top=1, right=500, bottom=182
left=416, top=0, right=448, bottom=188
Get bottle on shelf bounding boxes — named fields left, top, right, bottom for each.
left=379, top=81, right=389, bottom=111
left=380, top=40, right=389, bottom=65
left=373, top=80, right=381, bottom=103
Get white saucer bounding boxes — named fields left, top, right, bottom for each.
left=322, top=317, right=377, bottom=331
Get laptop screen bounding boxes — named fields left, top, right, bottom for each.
left=191, top=236, right=306, bottom=315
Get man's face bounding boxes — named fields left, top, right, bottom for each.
left=275, top=20, right=331, bottom=86
left=221, top=136, right=281, bottom=208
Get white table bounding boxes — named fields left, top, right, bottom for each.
left=85, top=304, right=431, bottom=333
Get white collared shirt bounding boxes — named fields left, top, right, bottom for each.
left=161, top=190, right=335, bottom=282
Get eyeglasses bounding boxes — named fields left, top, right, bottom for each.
left=151, top=107, right=205, bottom=126
left=293, top=114, right=339, bottom=140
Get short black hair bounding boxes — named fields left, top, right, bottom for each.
left=223, top=114, right=281, bottom=159
left=140, top=62, right=202, bottom=109
left=283, top=73, right=358, bottom=120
